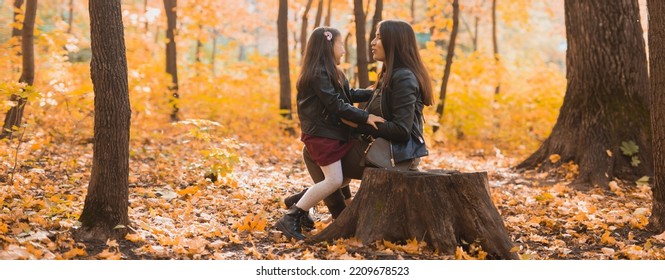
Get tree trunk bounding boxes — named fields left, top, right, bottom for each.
left=211, top=29, right=218, bottom=76
left=473, top=16, right=479, bottom=51
left=434, top=0, right=459, bottom=133
left=648, top=0, right=665, bottom=232
left=491, top=0, right=500, bottom=96
left=143, top=0, right=149, bottom=31
left=277, top=0, right=294, bottom=131
left=195, top=25, right=202, bottom=64
left=311, top=168, right=518, bottom=259
left=314, top=0, right=323, bottom=29
left=67, top=0, right=74, bottom=34
left=300, top=0, right=314, bottom=56
left=1, top=0, right=36, bottom=140
left=164, top=0, right=179, bottom=122
left=324, top=0, right=332, bottom=26
left=353, top=0, right=370, bottom=88
left=517, top=0, right=652, bottom=189
left=76, top=0, right=131, bottom=242
left=410, top=0, right=415, bottom=23
left=368, top=0, right=383, bottom=64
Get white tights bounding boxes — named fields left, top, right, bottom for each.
left=295, top=160, right=350, bottom=211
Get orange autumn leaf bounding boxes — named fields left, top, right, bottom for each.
left=601, top=231, right=616, bottom=246
left=177, top=186, right=200, bottom=196
left=62, top=248, right=87, bottom=259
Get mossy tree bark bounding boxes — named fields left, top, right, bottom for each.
left=517, top=0, right=652, bottom=189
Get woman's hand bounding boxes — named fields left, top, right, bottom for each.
left=365, top=114, right=385, bottom=130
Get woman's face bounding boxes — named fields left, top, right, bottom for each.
left=333, top=35, right=345, bottom=65
left=370, top=30, right=385, bottom=62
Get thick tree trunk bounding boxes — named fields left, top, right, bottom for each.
left=434, top=0, right=459, bottom=133
left=517, top=0, right=652, bottom=189
left=1, top=0, right=36, bottom=140
left=300, top=0, right=314, bottom=56
left=368, top=0, right=383, bottom=64
left=164, top=0, right=179, bottom=122
left=277, top=0, right=293, bottom=128
left=76, top=0, right=131, bottom=242
left=353, top=0, right=370, bottom=88
left=311, top=168, right=518, bottom=259
left=313, top=0, right=323, bottom=29
left=648, top=0, right=665, bottom=232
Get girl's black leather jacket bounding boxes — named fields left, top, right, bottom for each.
left=355, top=68, right=428, bottom=163
left=297, top=68, right=373, bottom=141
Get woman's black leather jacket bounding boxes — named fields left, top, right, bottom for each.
left=297, top=68, right=373, bottom=141
left=355, top=68, right=428, bottom=163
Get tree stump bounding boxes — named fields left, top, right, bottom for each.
left=310, top=168, right=518, bottom=259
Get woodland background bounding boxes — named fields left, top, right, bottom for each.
left=1, top=0, right=664, bottom=260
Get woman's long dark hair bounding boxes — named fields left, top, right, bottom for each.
left=373, top=20, right=433, bottom=106
left=297, top=27, right=343, bottom=93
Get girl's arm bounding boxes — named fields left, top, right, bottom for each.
left=354, top=69, right=418, bottom=143
left=316, top=69, right=376, bottom=125
left=349, top=88, right=373, bottom=103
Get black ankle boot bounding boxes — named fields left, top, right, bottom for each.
left=284, top=189, right=315, bottom=231
left=275, top=205, right=307, bottom=240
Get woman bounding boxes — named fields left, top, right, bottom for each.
left=300, top=19, right=434, bottom=221
left=275, top=27, right=384, bottom=241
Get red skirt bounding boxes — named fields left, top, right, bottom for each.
left=301, top=134, right=356, bottom=166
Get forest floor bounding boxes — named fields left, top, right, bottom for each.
left=1, top=124, right=665, bottom=260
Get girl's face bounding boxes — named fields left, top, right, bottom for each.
left=370, top=30, right=385, bottom=62
left=333, top=35, right=345, bottom=65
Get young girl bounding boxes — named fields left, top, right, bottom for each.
left=275, top=27, right=384, bottom=240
